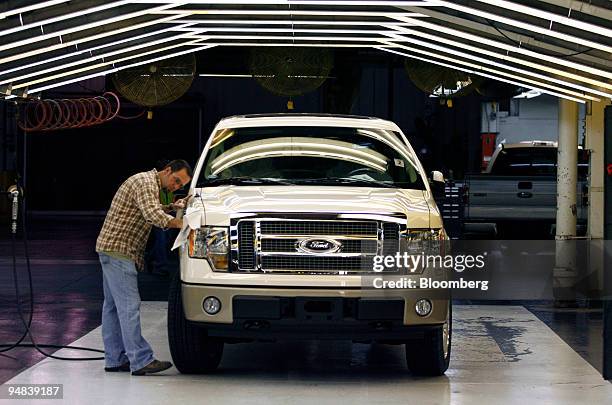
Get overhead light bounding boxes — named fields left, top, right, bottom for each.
left=380, top=33, right=611, bottom=98
left=132, top=0, right=435, bottom=5
left=376, top=46, right=589, bottom=103
left=514, top=90, right=542, bottom=99
left=27, top=69, right=119, bottom=94
left=153, top=9, right=429, bottom=17
left=0, top=2, right=188, bottom=54
left=163, top=19, right=417, bottom=26
left=0, top=15, right=188, bottom=67
left=427, top=0, right=612, bottom=54
left=473, top=0, right=612, bottom=38
left=178, top=27, right=398, bottom=35
left=0, top=0, right=132, bottom=38
left=388, top=17, right=611, bottom=80
left=192, top=42, right=392, bottom=48
left=1, top=31, right=199, bottom=86
left=0, top=22, right=197, bottom=78
left=0, top=0, right=70, bottom=19
left=28, top=44, right=216, bottom=94
left=15, top=39, right=211, bottom=89
left=188, top=34, right=389, bottom=41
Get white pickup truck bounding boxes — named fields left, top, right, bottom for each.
left=168, top=114, right=451, bottom=376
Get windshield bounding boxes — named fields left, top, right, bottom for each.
left=197, top=126, right=425, bottom=189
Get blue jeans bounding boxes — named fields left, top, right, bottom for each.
left=99, top=253, right=154, bottom=371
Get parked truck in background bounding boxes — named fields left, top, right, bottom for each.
left=463, top=141, right=588, bottom=237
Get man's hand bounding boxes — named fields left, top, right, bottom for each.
left=171, top=195, right=192, bottom=211
left=167, top=218, right=183, bottom=229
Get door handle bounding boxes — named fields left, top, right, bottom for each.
left=517, top=192, right=533, bottom=198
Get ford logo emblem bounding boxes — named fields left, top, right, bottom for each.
left=297, top=238, right=342, bottom=254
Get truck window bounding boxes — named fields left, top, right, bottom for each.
left=490, top=147, right=588, bottom=177
left=198, top=126, right=426, bottom=190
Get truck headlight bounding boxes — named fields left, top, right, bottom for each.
left=189, top=227, right=229, bottom=271
left=404, top=229, right=447, bottom=255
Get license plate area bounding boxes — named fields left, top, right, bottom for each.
left=295, top=297, right=343, bottom=321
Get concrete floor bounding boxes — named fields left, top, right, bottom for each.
left=4, top=303, right=611, bottom=405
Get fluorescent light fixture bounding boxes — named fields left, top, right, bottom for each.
left=380, top=33, right=611, bottom=97
left=0, top=0, right=70, bottom=19
left=188, top=34, right=388, bottom=41
left=473, top=0, right=612, bottom=38
left=163, top=19, right=417, bottom=26
left=0, top=2, right=188, bottom=54
left=177, top=27, right=398, bottom=35
left=0, top=15, right=189, bottom=67
left=132, top=0, right=435, bottom=5
left=153, top=10, right=428, bottom=17
left=28, top=44, right=217, bottom=94
left=191, top=43, right=392, bottom=47
left=1, top=31, right=199, bottom=86
left=17, top=40, right=211, bottom=90
left=0, top=1, right=132, bottom=38
left=376, top=46, right=588, bottom=103
left=388, top=17, right=611, bottom=80
left=514, top=90, right=542, bottom=99
left=427, top=0, right=612, bottom=54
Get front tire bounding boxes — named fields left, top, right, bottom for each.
left=405, top=303, right=451, bottom=376
left=167, top=273, right=224, bottom=374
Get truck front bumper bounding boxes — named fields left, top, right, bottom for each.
left=181, top=283, right=449, bottom=341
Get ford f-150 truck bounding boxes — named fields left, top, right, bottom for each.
left=168, top=114, right=451, bottom=376
left=463, top=141, right=588, bottom=237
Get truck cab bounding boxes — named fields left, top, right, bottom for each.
left=168, top=114, right=451, bottom=376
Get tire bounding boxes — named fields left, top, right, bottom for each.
left=167, top=272, right=224, bottom=374
left=405, top=303, right=451, bottom=376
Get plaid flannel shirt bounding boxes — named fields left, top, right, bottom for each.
left=96, top=169, right=174, bottom=271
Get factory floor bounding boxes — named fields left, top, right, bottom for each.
left=0, top=214, right=609, bottom=404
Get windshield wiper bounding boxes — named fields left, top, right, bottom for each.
left=199, top=176, right=293, bottom=186
left=295, top=177, right=396, bottom=188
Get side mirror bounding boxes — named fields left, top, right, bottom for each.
left=431, top=170, right=445, bottom=183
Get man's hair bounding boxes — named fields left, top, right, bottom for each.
left=163, top=159, right=193, bottom=178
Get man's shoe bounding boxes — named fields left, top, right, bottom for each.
left=131, top=360, right=173, bottom=376
left=104, top=362, right=130, bottom=372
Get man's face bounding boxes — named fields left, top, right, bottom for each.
left=161, top=167, right=191, bottom=192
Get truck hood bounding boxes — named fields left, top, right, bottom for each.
left=192, top=185, right=431, bottom=228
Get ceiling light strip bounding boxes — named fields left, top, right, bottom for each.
left=27, top=43, right=217, bottom=94
left=1, top=31, right=200, bottom=86
left=174, top=27, right=399, bottom=34
left=0, top=14, right=189, bottom=67
left=14, top=38, right=211, bottom=90
left=0, top=0, right=70, bottom=19
left=0, top=2, right=189, bottom=53
left=381, top=32, right=612, bottom=95
left=152, top=10, right=429, bottom=17
left=426, top=0, right=612, bottom=54
left=162, top=19, right=416, bottom=26
left=131, top=0, right=436, bottom=5
left=473, top=0, right=612, bottom=37
left=377, top=40, right=599, bottom=101
left=376, top=46, right=588, bottom=104
left=389, top=16, right=611, bottom=80
left=0, top=0, right=132, bottom=38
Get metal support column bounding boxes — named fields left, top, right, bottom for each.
left=554, top=99, right=579, bottom=302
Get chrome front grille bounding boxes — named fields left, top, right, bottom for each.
left=259, top=221, right=378, bottom=236
left=233, top=217, right=404, bottom=274
left=260, top=238, right=378, bottom=254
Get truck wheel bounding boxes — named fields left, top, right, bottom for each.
left=405, top=304, right=451, bottom=376
left=167, top=273, right=224, bottom=374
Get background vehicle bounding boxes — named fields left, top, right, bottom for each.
left=168, top=114, right=451, bottom=376
left=463, top=141, right=588, bottom=237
